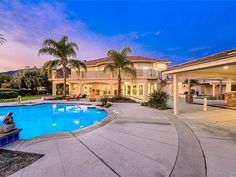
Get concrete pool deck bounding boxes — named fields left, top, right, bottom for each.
left=1, top=100, right=236, bottom=177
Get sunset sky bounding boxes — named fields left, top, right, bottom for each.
left=0, top=0, right=236, bottom=72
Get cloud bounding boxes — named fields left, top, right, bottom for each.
left=166, top=47, right=182, bottom=51
left=154, top=31, right=161, bottom=36
left=0, top=0, right=149, bottom=72
left=189, top=46, right=213, bottom=52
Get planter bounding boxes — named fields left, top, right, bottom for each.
left=225, top=92, right=236, bottom=107
left=185, top=94, right=193, bottom=103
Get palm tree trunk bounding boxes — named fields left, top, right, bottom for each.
left=117, top=73, right=122, bottom=97
left=62, top=67, right=67, bottom=98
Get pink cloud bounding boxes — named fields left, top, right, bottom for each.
left=0, top=1, right=148, bottom=72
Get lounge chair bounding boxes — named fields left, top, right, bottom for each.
left=65, top=94, right=81, bottom=101
left=89, top=92, right=97, bottom=102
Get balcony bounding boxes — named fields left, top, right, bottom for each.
left=52, top=69, right=159, bottom=80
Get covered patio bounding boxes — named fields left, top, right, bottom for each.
left=163, top=49, right=236, bottom=115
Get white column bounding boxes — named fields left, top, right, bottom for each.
left=226, top=78, right=232, bottom=93
left=52, top=82, right=57, bottom=96
left=212, top=84, right=216, bottom=97
left=109, top=84, right=113, bottom=95
left=173, top=74, right=179, bottom=116
left=79, top=84, right=83, bottom=94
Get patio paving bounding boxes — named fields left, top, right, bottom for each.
left=3, top=103, right=179, bottom=177
left=1, top=99, right=236, bottom=177
left=168, top=98, right=236, bottom=177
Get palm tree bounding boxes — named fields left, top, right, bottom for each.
left=104, top=47, right=136, bottom=97
left=38, top=36, right=86, bottom=98
left=0, top=34, right=6, bottom=45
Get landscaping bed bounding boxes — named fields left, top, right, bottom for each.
left=107, top=96, right=137, bottom=103
left=0, top=149, right=43, bottom=176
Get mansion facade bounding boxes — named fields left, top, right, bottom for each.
left=51, top=56, right=169, bottom=100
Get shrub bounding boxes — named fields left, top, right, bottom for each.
left=107, top=96, right=136, bottom=103
left=81, top=94, right=87, bottom=98
left=98, top=96, right=112, bottom=108
left=142, top=91, right=169, bottom=110
left=0, top=89, right=20, bottom=99
left=0, top=91, right=19, bottom=99
left=207, top=96, right=217, bottom=100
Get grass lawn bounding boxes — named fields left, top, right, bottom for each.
left=0, top=94, right=49, bottom=103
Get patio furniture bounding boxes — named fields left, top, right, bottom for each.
left=65, top=93, right=81, bottom=101
left=89, top=92, right=97, bottom=102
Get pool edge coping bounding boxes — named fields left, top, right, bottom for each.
left=1, top=102, right=117, bottom=148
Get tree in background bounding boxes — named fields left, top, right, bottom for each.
left=38, top=36, right=86, bottom=98
left=0, top=74, right=11, bottom=88
left=103, top=47, right=136, bottom=96
left=183, top=78, right=199, bottom=103
left=11, top=68, right=51, bottom=94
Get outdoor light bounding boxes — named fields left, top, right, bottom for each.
left=223, top=66, right=229, bottom=69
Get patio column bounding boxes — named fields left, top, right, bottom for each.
left=52, top=83, right=57, bottom=96
left=226, top=78, right=232, bottom=93
left=173, top=74, right=179, bottom=116
left=187, top=78, right=191, bottom=101
left=219, top=80, right=223, bottom=99
left=212, top=84, right=216, bottom=97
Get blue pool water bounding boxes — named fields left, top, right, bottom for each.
left=0, top=104, right=107, bottom=139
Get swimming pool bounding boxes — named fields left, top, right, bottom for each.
left=0, top=104, right=108, bottom=139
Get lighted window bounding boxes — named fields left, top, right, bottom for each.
left=139, top=85, right=144, bottom=95
left=127, top=85, right=131, bottom=95
left=70, top=84, right=78, bottom=90
left=133, top=85, right=137, bottom=95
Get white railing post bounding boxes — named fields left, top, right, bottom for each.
left=203, top=97, right=208, bottom=111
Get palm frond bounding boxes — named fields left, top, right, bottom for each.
left=122, top=60, right=134, bottom=68
left=68, top=59, right=87, bottom=74
left=38, top=47, right=60, bottom=58
left=122, top=66, right=136, bottom=78
left=103, top=64, right=116, bottom=72
left=67, top=42, right=78, bottom=51
left=0, top=34, right=6, bottom=45
left=41, top=60, right=61, bottom=76
left=120, top=47, right=131, bottom=56
left=42, top=39, right=58, bottom=48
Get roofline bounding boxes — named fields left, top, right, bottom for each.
left=162, top=49, right=236, bottom=75
left=85, top=56, right=170, bottom=67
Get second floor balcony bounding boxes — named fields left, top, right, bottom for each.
left=52, top=69, right=159, bottom=80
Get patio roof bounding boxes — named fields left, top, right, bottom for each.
left=162, top=48, right=236, bottom=116
left=163, top=48, right=236, bottom=76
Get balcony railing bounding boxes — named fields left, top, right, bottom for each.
left=53, top=69, right=158, bottom=79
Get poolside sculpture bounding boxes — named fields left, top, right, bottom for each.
left=0, top=112, right=16, bottom=133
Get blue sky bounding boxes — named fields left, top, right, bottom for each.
left=0, top=0, right=236, bottom=71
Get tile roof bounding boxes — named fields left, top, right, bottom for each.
left=84, top=56, right=169, bottom=66
left=165, top=48, right=236, bottom=72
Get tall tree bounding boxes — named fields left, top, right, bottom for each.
left=0, top=34, right=6, bottom=45
left=104, top=47, right=136, bottom=96
left=38, top=36, right=86, bottom=98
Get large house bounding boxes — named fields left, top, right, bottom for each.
left=51, top=56, right=169, bottom=99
